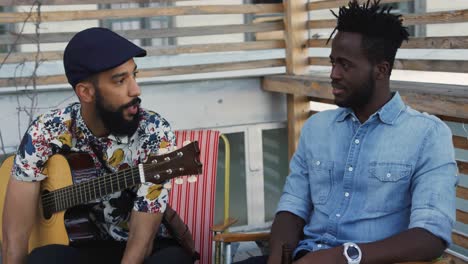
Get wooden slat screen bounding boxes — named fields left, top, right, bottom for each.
left=307, top=0, right=412, bottom=11
left=308, top=57, right=468, bottom=73
left=445, top=251, right=468, bottom=264
left=306, top=1, right=468, bottom=73
left=458, top=161, right=468, bottom=176
left=0, top=1, right=286, bottom=88
left=0, top=4, right=283, bottom=23
left=453, top=136, right=468, bottom=151
left=0, top=40, right=286, bottom=64
left=0, top=22, right=285, bottom=45
left=456, top=209, right=468, bottom=225
left=456, top=186, right=468, bottom=227
left=307, top=9, right=468, bottom=29
left=452, top=230, right=468, bottom=251
left=0, top=59, right=286, bottom=87
left=0, top=0, right=196, bottom=6
left=308, top=36, right=468, bottom=49
left=457, top=186, right=468, bottom=201
left=263, top=74, right=468, bottom=120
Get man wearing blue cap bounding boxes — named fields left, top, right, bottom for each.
left=2, top=27, right=193, bottom=264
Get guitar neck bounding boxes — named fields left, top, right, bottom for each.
left=40, top=141, right=202, bottom=217
left=42, top=166, right=142, bottom=215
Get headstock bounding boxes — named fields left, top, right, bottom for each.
left=141, top=141, right=202, bottom=185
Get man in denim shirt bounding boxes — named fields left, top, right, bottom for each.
left=237, top=1, right=457, bottom=264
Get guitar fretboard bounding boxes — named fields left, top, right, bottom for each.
left=41, top=166, right=142, bottom=215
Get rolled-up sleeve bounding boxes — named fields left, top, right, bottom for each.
left=409, top=120, right=458, bottom=246
left=276, top=122, right=313, bottom=221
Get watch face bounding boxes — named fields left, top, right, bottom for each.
left=347, top=246, right=360, bottom=260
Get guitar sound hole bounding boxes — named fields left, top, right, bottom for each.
left=41, top=190, right=53, bottom=220
left=43, top=210, right=52, bottom=219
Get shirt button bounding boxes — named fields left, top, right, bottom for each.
left=354, top=139, right=360, bottom=144
left=348, top=167, right=353, bottom=172
left=336, top=214, right=341, bottom=217
left=316, top=161, right=321, bottom=166
left=386, top=173, right=392, bottom=178
left=352, top=117, right=356, bottom=122
left=317, top=244, right=322, bottom=248
left=345, top=192, right=350, bottom=197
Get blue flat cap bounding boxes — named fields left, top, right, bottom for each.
left=63, top=27, right=146, bottom=88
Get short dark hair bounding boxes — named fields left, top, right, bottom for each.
left=328, top=0, right=409, bottom=73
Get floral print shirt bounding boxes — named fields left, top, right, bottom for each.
left=13, top=102, right=175, bottom=241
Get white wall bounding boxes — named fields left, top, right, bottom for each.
left=0, top=77, right=287, bottom=152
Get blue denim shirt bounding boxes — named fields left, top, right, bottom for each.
left=277, top=92, right=457, bottom=254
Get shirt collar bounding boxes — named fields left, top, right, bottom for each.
left=376, top=92, right=405, bottom=125
left=336, top=107, right=353, bottom=122
left=335, top=92, right=405, bottom=125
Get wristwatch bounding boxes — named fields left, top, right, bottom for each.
left=343, top=242, right=362, bottom=264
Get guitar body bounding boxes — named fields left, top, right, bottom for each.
left=29, top=154, right=72, bottom=251
left=0, top=153, right=96, bottom=252
left=0, top=141, right=202, bottom=253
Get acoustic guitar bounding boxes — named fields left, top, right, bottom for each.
left=0, top=141, right=202, bottom=252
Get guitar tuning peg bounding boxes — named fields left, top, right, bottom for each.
left=157, top=147, right=169, bottom=155
left=182, top=140, right=191, bottom=146
left=163, top=182, right=172, bottom=190
left=175, top=178, right=184, bottom=185
left=187, top=175, right=197, bottom=183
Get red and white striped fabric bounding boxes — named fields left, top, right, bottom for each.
left=170, top=130, right=220, bottom=264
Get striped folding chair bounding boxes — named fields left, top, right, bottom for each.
left=170, top=130, right=235, bottom=264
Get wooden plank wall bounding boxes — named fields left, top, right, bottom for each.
left=0, top=0, right=287, bottom=88
left=283, top=0, right=309, bottom=159
left=264, top=0, right=468, bottom=262
left=306, top=0, right=468, bottom=74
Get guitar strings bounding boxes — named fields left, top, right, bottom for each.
left=44, top=166, right=197, bottom=213
left=41, top=156, right=194, bottom=212
left=42, top=146, right=198, bottom=212
left=41, top=166, right=141, bottom=213
left=41, top=155, right=179, bottom=203
left=42, top=165, right=149, bottom=212
left=42, top=166, right=138, bottom=202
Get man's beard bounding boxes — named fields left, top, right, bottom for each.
left=95, top=90, right=141, bottom=137
left=334, top=71, right=376, bottom=109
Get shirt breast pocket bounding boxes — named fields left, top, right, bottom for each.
left=365, top=162, right=412, bottom=213
left=308, top=158, right=334, bottom=205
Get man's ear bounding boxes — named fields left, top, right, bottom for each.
left=75, top=82, right=95, bottom=103
left=374, top=61, right=391, bottom=80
